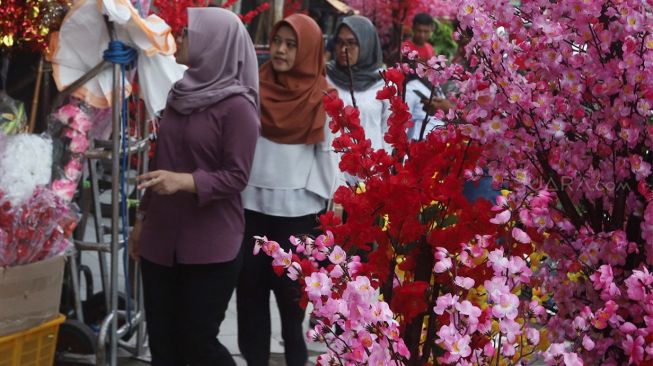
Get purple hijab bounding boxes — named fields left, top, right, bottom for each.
left=167, top=8, right=259, bottom=114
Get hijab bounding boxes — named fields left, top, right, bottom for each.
left=167, top=8, right=259, bottom=115
left=259, top=14, right=333, bottom=145
left=326, top=15, right=383, bottom=92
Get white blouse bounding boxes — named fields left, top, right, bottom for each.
left=327, top=77, right=391, bottom=152
left=241, top=119, right=340, bottom=217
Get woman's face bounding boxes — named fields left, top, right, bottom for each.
left=270, top=25, right=297, bottom=73
left=335, top=25, right=359, bottom=67
left=176, top=28, right=190, bottom=66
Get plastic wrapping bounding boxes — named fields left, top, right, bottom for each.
left=48, top=0, right=185, bottom=117
left=0, top=91, right=27, bottom=135
left=0, top=101, right=93, bottom=267
left=0, top=187, right=77, bottom=266
left=47, top=102, right=91, bottom=201
left=0, top=133, right=53, bottom=205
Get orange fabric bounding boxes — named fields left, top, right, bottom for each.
left=112, top=0, right=175, bottom=55
left=259, top=14, right=334, bottom=145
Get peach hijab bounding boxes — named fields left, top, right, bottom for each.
left=259, top=14, right=334, bottom=144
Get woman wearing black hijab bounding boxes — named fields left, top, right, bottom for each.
left=326, top=15, right=390, bottom=156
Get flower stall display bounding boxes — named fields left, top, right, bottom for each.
left=254, top=0, right=653, bottom=363
left=0, top=102, right=91, bottom=267
left=251, top=66, right=547, bottom=365
left=415, top=0, right=653, bottom=364
left=319, top=76, right=547, bottom=365
left=0, top=132, right=75, bottom=267
left=0, top=187, right=77, bottom=267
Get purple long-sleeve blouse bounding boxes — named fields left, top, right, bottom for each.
left=138, top=95, right=260, bottom=266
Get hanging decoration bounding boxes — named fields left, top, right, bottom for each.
left=239, top=2, right=270, bottom=25
left=0, top=0, right=69, bottom=51
left=153, top=0, right=271, bottom=36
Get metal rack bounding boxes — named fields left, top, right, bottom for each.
left=52, top=17, right=150, bottom=366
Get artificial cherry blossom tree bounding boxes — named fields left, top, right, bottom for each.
left=430, top=0, right=653, bottom=364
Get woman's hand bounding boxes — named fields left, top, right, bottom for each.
left=421, top=97, right=453, bottom=115
left=136, top=170, right=196, bottom=195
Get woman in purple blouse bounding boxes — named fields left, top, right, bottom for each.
left=129, top=8, right=259, bottom=366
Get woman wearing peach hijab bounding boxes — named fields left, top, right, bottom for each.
left=237, top=14, right=339, bottom=366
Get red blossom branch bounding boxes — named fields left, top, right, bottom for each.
left=239, top=2, right=270, bottom=25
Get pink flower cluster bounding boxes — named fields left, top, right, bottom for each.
left=254, top=233, right=410, bottom=365
left=410, top=0, right=653, bottom=363
left=50, top=103, right=92, bottom=202
left=432, top=234, right=545, bottom=365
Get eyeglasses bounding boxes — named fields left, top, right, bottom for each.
left=335, top=39, right=359, bottom=49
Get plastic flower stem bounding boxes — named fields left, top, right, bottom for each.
left=345, top=47, right=357, bottom=109
left=418, top=84, right=436, bottom=142
left=421, top=283, right=441, bottom=364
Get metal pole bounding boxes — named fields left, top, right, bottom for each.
left=88, top=155, right=111, bottom=311
left=134, top=126, right=150, bottom=357
left=109, top=56, right=121, bottom=366
left=67, top=249, right=85, bottom=323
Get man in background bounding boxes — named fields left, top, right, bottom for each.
left=402, top=12, right=435, bottom=61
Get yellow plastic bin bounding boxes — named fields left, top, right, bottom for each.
left=0, top=315, right=65, bottom=366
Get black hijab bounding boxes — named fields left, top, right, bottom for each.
left=326, top=15, right=383, bottom=92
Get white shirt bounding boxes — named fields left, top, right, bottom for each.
left=327, top=77, right=391, bottom=152
left=241, top=119, right=340, bottom=217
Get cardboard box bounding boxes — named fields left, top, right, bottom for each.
left=0, top=255, right=65, bottom=336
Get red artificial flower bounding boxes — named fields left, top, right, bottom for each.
left=283, top=0, right=304, bottom=17
left=376, top=85, right=397, bottom=100
left=390, top=281, right=429, bottom=323
left=298, top=258, right=316, bottom=277
left=272, top=265, right=285, bottom=277
left=239, top=3, right=270, bottom=25
left=319, top=211, right=341, bottom=233
left=383, top=68, right=406, bottom=93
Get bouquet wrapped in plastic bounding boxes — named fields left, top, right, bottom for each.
left=0, top=187, right=77, bottom=266
left=48, top=102, right=92, bottom=201
left=0, top=101, right=91, bottom=266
